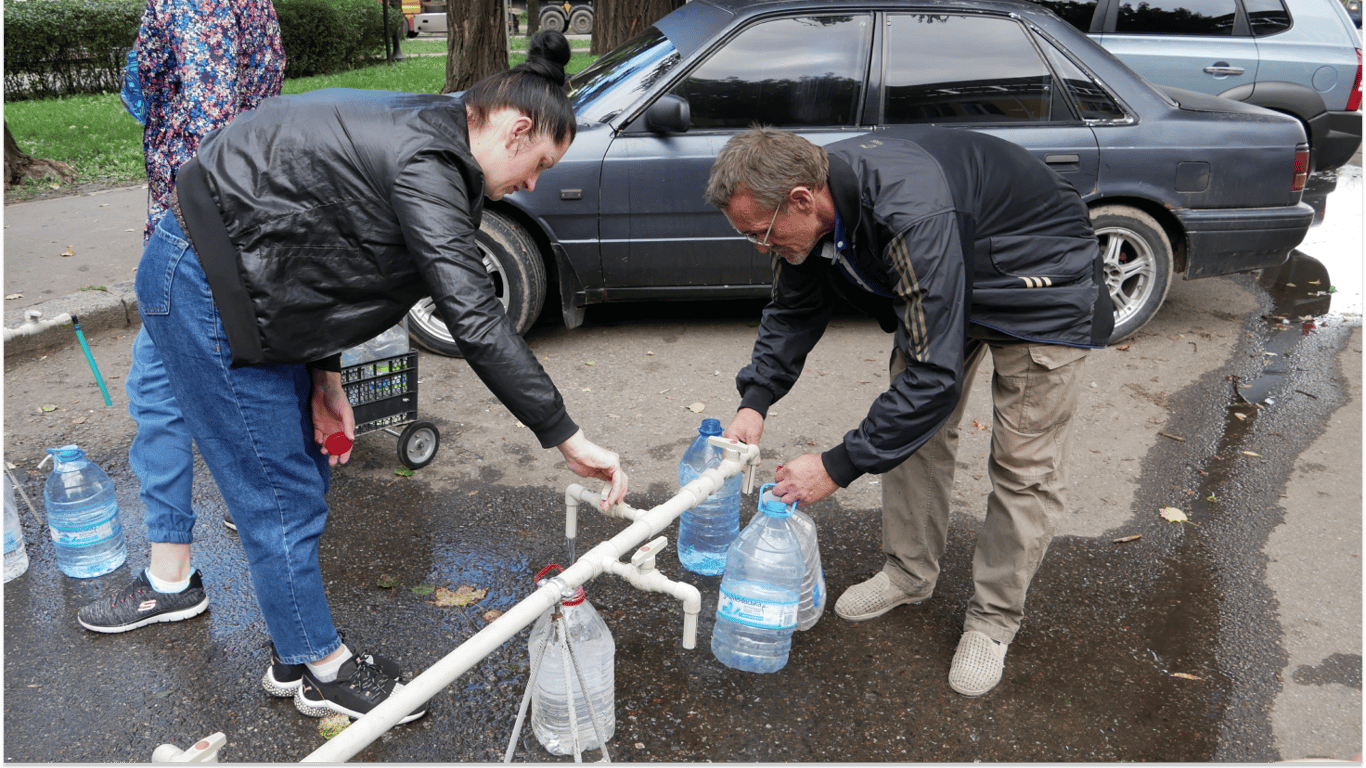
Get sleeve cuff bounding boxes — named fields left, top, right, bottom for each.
left=820, top=443, right=863, bottom=488
left=308, top=354, right=342, bottom=373
left=533, top=411, right=580, bottom=450
left=738, top=386, right=777, bottom=418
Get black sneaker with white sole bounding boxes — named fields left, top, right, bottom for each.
left=262, top=637, right=405, bottom=699
left=294, top=652, right=426, bottom=723
left=77, top=570, right=209, bottom=633
left=223, top=509, right=236, bottom=531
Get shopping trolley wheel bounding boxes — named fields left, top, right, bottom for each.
left=398, top=421, right=440, bottom=470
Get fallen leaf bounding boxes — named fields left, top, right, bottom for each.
left=1117, top=344, right=1130, bottom=351
left=154, top=690, right=173, bottom=698
left=61, top=246, right=74, bottom=257
left=972, top=419, right=987, bottom=431
left=376, top=574, right=400, bottom=589
left=646, top=351, right=655, bottom=355
left=394, top=467, right=415, bottom=477
left=71, top=416, right=87, bottom=425
left=1285, top=282, right=1296, bottom=287
left=411, top=584, right=436, bottom=596
left=584, top=360, right=596, bottom=366
left=1241, top=450, right=1260, bottom=457
left=41, top=404, right=58, bottom=413
left=1112, top=534, right=1143, bottom=543
left=4, top=293, right=22, bottom=300
left=483, top=609, right=504, bottom=622
left=687, top=402, right=705, bottom=413
left=1233, top=412, right=1247, bottom=421
left=1307, top=279, right=1320, bottom=285
left=318, top=714, right=350, bottom=739
left=1170, top=672, right=1202, bottom=681
left=1159, top=507, right=1197, bottom=525
left=431, top=584, right=487, bottom=607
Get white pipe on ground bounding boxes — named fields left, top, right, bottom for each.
left=2, top=309, right=72, bottom=343
left=303, top=440, right=760, bottom=763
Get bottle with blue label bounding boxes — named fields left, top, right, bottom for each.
left=710, top=483, right=804, bottom=673
left=43, top=445, right=126, bottom=579
left=676, top=418, right=742, bottom=576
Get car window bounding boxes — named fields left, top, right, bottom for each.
left=1028, top=0, right=1102, bottom=31
left=570, top=27, right=681, bottom=123
left=1242, top=0, right=1292, bottom=35
left=667, top=15, right=870, bottom=129
left=1037, top=34, right=1129, bottom=120
left=1114, top=0, right=1239, bottom=35
left=882, top=14, right=1071, bottom=124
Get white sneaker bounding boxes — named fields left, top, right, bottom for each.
left=948, top=630, right=1008, bottom=697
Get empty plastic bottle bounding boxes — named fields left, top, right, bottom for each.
left=530, top=575, right=615, bottom=756
left=43, top=445, right=126, bottom=579
left=789, top=500, right=826, bottom=631
left=676, top=418, right=741, bottom=575
left=4, top=472, right=29, bottom=583
left=711, top=483, right=804, bottom=673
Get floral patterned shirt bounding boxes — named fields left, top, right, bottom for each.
left=137, top=0, right=286, bottom=242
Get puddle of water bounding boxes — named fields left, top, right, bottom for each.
left=1294, top=166, right=1363, bottom=319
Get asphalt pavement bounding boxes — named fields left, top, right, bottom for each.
left=2, top=165, right=1360, bottom=762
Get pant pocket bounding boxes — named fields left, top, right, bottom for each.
left=135, top=220, right=191, bottom=316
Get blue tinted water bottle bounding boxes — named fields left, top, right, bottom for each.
left=711, top=483, right=804, bottom=673
left=677, top=418, right=741, bottom=576
left=43, top=445, right=126, bottom=578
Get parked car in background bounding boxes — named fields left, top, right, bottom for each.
left=1346, top=0, right=1361, bottom=26
left=1029, top=0, right=1362, bottom=172
left=407, top=0, right=1314, bottom=352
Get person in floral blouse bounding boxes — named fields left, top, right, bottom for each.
left=136, top=0, right=286, bottom=243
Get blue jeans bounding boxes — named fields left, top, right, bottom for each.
left=129, top=213, right=341, bottom=665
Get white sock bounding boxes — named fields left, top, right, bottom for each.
left=306, top=645, right=352, bottom=683
left=145, top=567, right=192, bottom=593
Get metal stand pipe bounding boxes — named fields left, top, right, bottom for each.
left=303, top=440, right=759, bottom=763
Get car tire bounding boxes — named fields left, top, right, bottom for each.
left=1090, top=205, right=1173, bottom=344
left=539, top=7, right=567, bottom=33
left=568, top=7, right=593, bottom=34
left=406, top=211, right=547, bottom=358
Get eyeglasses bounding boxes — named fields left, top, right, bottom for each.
left=737, top=201, right=784, bottom=247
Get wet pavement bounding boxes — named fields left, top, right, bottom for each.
left=3, top=168, right=1360, bottom=762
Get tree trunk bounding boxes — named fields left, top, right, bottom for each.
left=5, top=121, right=75, bottom=191
left=443, top=0, right=509, bottom=94
left=526, top=0, right=540, bottom=35
left=592, top=0, right=682, bottom=56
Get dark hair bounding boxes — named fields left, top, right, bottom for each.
left=464, top=30, right=577, bottom=146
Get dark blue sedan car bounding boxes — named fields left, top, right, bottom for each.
left=407, top=0, right=1315, bottom=351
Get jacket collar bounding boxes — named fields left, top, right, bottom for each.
left=827, top=153, right=863, bottom=243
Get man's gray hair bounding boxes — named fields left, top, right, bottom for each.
left=704, top=127, right=829, bottom=211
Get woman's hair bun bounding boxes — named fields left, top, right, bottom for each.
left=518, top=30, right=571, bottom=86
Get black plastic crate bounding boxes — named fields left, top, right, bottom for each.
left=343, top=352, right=418, bottom=437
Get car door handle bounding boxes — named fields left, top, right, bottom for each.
left=1045, top=154, right=1080, bottom=165
left=1204, top=63, right=1245, bottom=76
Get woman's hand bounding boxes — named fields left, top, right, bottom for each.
left=556, top=429, right=628, bottom=510
left=310, top=368, right=355, bottom=466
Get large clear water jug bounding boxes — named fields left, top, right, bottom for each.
left=4, top=472, right=29, bottom=582
left=711, top=483, right=804, bottom=673
left=43, top=445, right=126, bottom=578
left=676, top=418, right=741, bottom=575
left=529, top=568, right=615, bottom=755
left=790, top=500, right=825, bottom=631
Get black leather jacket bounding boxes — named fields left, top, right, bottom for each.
left=175, top=88, right=577, bottom=448
left=736, top=127, right=1110, bottom=485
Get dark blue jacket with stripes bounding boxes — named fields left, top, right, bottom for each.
left=735, top=126, right=1111, bottom=487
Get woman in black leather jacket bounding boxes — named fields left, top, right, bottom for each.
left=77, top=31, right=628, bottom=724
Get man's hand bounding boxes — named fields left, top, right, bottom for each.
left=724, top=407, right=766, bottom=446
left=556, top=429, right=628, bottom=510
left=772, top=453, right=838, bottom=505
left=310, top=368, right=355, bottom=466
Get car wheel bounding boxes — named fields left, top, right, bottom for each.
left=406, top=210, right=547, bottom=358
left=539, top=7, right=567, bottom=32
left=1090, top=205, right=1173, bottom=344
left=568, top=7, right=593, bottom=34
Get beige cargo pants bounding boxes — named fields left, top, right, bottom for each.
left=881, top=339, right=1089, bottom=644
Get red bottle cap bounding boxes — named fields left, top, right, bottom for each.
left=325, top=433, right=353, bottom=455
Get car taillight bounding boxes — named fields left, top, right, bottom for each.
left=1292, top=148, right=1310, bottom=192
left=1349, top=48, right=1362, bottom=112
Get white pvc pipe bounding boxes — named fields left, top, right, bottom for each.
left=2, top=309, right=72, bottom=343
left=303, top=441, right=759, bottom=763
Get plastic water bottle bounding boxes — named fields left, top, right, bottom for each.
left=676, top=418, right=741, bottom=575
left=790, top=502, right=826, bottom=631
left=711, top=483, right=804, bottom=673
left=43, top=445, right=126, bottom=579
left=529, top=580, right=615, bottom=755
left=4, top=473, right=29, bottom=582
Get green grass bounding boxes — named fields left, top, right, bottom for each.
left=4, top=49, right=597, bottom=201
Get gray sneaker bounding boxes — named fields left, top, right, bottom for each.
left=77, top=570, right=209, bottom=633
left=834, top=571, right=926, bottom=622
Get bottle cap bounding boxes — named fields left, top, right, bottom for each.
left=698, top=418, right=723, bottom=436
left=325, top=433, right=353, bottom=455
left=758, top=482, right=796, bottom=518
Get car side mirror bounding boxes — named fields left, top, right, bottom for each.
left=644, top=94, right=691, bottom=134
